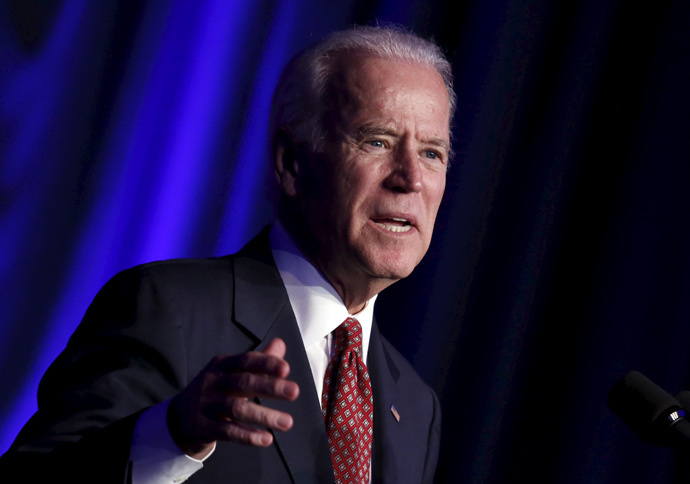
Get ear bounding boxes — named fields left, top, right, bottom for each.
left=273, top=130, right=301, bottom=198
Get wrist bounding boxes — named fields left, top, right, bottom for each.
left=166, top=396, right=216, bottom=459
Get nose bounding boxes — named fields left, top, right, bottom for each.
left=384, top=145, right=423, bottom=193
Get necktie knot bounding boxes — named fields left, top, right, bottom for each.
left=334, top=317, right=363, bottom=358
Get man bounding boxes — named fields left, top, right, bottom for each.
left=1, top=25, right=454, bottom=483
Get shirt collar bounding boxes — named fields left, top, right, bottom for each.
left=269, top=222, right=376, bottom=358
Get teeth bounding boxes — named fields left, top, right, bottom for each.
left=375, top=222, right=412, bottom=233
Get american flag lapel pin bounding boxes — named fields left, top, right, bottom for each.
left=390, top=404, right=400, bottom=422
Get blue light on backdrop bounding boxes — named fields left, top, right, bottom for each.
left=0, top=0, right=312, bottom=451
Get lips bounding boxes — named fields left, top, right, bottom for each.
left=373, top=217, right=413, bottom=233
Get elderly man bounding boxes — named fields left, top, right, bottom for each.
left=1, top=25, right=454, bottom=483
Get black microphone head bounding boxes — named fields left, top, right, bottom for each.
left=608, top=371, right=683, bottom=445
left=676, top=391, right=690, bottom=412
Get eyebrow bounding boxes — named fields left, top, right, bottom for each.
left=356, top=124, right=396, bottom=139
left=425, top=138, right=451, bottom=153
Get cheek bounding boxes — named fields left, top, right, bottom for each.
left=429, top=176, right=446, bottom=209
left=317, top=177, right=362, bottom=231
left=336, top=170, right=373, bottom=209
left=422, top=178, right=446, bottom=229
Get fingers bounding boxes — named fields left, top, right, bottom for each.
left=168, top=339, right=301, bottom=456
left=204, top=398, right=294, bottom=445
left=214, top=420, right=274, bottom=447
left=215, top=338, right=290, bottom=379
left=212, top=340, right=299, bottom=401
left=218, top=398, right=293, bottom=432
left=216, top=371, right=299, bottom=400
left=169, top=384, right=290, bottom=456
left=262, top=337, right=287, bottom=359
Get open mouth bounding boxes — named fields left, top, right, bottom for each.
left=374, top=217, right=412, bottom=233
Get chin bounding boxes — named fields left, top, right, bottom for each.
left=363, top=252, right=422, bottom=282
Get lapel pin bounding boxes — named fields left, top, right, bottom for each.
left=390, top=404, right=400, bottom=422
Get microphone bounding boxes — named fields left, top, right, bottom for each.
left=676, top=391, right=690, bottom=412
left=608, top=371, right=690, bottom=449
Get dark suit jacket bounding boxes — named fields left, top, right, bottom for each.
left=1, top=230, right=440, bottom=483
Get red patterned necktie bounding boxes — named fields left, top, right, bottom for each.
left=321, top=317, right=374, bottom=484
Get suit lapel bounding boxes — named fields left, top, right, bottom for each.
left=368, top=322, right=402, bottom=484
left=232, top=231, right=335, bottom=484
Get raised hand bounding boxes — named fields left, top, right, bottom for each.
left=167, top=338, right=300, bottom=459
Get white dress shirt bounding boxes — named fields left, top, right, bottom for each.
left=270, top=222, right=375, bottom=403
left=130, top=223, right=376, bottom=483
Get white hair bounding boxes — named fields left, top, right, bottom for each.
left=269, top=25, right=456, bottom=153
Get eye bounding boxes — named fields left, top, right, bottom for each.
left=367, top=139, right=385, bottom=148
left=423, top=150, right=441, bottom=160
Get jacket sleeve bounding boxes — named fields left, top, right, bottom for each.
left=0, top=266, right=190, bottom=484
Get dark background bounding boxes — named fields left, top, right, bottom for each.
left=2, top=1, right=690, bottom=482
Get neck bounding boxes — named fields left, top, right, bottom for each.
left=330, top=277, right=390, bottom=315
left=278, top=216, right=395, bottom=314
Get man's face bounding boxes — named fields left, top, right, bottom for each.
left=294, top=55, right=450, bottom=301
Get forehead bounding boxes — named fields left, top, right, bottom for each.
left=326, top=55, right=451, bottom=138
